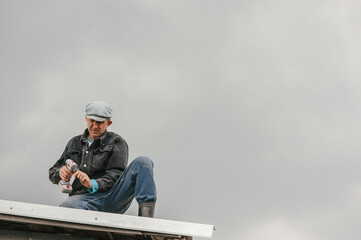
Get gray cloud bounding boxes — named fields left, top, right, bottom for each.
left=1, top=1, right=361, bottom=239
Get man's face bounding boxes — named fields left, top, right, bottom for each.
left=85, top=116, right=112, bottom=140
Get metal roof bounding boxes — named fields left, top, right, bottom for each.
left=0, top=199, right=214, bottom=240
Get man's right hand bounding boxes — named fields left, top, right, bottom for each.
left=59, top=166, right=73, bottom=182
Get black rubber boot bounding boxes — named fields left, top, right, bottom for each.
left=138, top=202, right=155, bottom=218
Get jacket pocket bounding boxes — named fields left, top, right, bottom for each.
left=92, top=145, right=113, bottom=169
left=67, top=150, right=81, bottom=163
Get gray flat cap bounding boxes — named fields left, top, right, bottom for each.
left=85, top=101, right=113, bottom=121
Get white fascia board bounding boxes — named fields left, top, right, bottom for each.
left=0, top=200, right=214, bottom=238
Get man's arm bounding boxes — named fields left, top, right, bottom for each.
left=49, top=146, right=68, bottom=184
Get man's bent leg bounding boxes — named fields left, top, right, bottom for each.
left=59, top=192, right=105, bottom=211
left=104, top=156, right=157, bottom=215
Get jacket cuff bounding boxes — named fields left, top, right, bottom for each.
left=88, top=179, right=99, bottom=194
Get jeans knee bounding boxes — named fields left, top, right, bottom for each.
left=59, top=198, right=76, bottom=208
left=134, top=156, right=154, bottom=168
left=59, top=195, right=85, bottom=209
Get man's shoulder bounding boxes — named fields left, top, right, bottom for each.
left=105, top=132, right=128, bottom=150
left=65, top=134, right=83, bottom=146
left=67, top=129, right=88, bottom=141
left=69, top=133, right=83, bottom=141
left=106, top=131, right=126, bottom=142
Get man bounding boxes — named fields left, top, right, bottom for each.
left=49, top=101, right=156, bottom=217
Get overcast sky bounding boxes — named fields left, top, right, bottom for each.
left=1, top=1, right=361, bottom=240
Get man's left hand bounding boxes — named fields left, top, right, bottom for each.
left=74, top=171, right=93, bottom=189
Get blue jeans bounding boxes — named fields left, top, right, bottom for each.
left=59, top=156, right=157, bottom=213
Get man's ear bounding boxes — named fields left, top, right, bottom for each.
left=85, top=116, right=88, bottom=121
left=107, top=120, right=113, bottom=127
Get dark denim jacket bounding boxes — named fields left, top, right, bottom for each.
left=49, top=129, right=129, bottom=196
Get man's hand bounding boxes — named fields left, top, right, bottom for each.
left=74, top=171, right=93, bottom=189
left=60, top=166, right=73, bottom=182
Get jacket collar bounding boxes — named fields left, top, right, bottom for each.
left=81, top=129, right=108, bottom=145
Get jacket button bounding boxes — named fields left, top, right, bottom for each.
left=86, top=151, right=89, bottom=154
left=84, top=164, right=87, bottom=167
